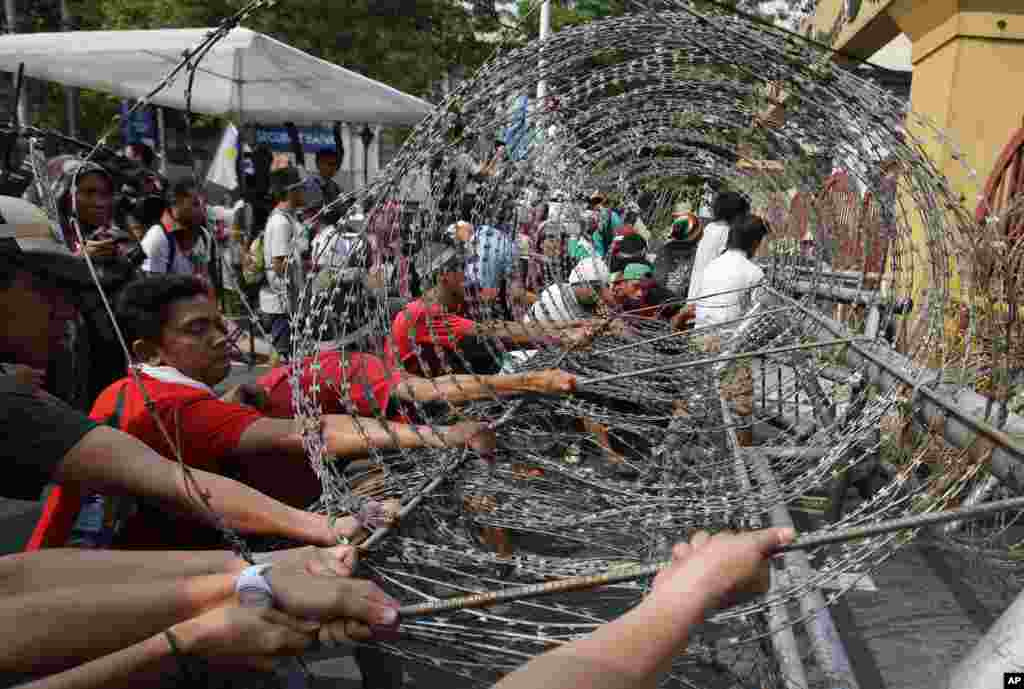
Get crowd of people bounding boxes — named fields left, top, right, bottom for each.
left=0, top=132, right=784, bottom=688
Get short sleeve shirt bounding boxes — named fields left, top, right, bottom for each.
left=141, top=225, right=192, bottom=275
left=694, top=250, right=765, bottom=328
left=527, top=283, right=586, bottom=324
left=465, top=225, right=518, bottom=290
left=391, top=299, right=476, bottom=375
left=88, top=373, right=265, bottom=549
left=258, top=351, right=402, bottom=418
left=0, top=374, right=97, bottom=500
left=259, top=210, right=306, bottom=315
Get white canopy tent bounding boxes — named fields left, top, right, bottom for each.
left=0, top=27, right=433, bottom=126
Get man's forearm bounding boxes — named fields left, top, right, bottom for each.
left=474, top=320, right=586, bottom=347
left=17, top=632, right=180, bottom=689
left=394, top=372, right=533, bottom=404
left=323, top=415, right=449, bottom=457
left=172, top=465, right=327, bottom=545
left=493, top=597, right=705, bottom=689
left=58, top=426, right=325, bottom=546
left=0, top=549, right=241, bottom=597
left=0, top=574, right=235, bottom=675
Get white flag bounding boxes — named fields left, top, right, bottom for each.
left=206, top=124, right=239, bottom=190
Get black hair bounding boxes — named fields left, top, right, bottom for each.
left=116, top=274, right=209, bottom=344
left=316, top=149, right=340, bottom=165
left=726, top=214, right=771, bottom=257
left=712, top=191, right=751, bottom=224
left=132, top=144, right=156, bottom=168
left=172, top=179, right=196, bottom=200
left=135, top=195, right=168, bottom=229
left=269, top=167, right=302, bottom=202
left=0, top=243, right=19, bottom=289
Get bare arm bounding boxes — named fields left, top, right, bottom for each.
left=0, top=574, right=235, bottom=675
left=472, top=319, right=596, bottom=347
left=492, top=598, right=705, bottom=689
left=56, top=426, right=331, bottom=546
left=0, top=543, right=362, bottom=597
left=15, top=564, right=394, bottom=689
left=17, top=631, right=182, bottom=689
left=271, top=255, right=287, bottom=277
left=393, top=370, right=575, bottom=405
left=493, top=529, right=794, bottom=689
left=0, top=549, right=239, bottom=597
left=235, top=415, right=492, bottom=460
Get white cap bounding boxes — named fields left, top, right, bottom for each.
left=569, top=256, right=610, bottom=285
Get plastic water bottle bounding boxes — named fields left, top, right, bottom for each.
left=68, top=494, right=107, bottom=548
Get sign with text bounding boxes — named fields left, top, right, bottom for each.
left=254, top=126, right=337, bottom=153
left=120, top=103, right=158, bottom=147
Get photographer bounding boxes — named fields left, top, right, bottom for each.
left=47, top=161, right=146, bottom=409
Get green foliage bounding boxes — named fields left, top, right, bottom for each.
left=515, top=0, right=589, bottom=40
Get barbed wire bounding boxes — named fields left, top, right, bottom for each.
left=17, top=0, right=1024, bottom=685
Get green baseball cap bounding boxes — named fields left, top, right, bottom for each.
left=612, top=263, right=653, bottom=283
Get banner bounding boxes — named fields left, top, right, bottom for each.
left=254, top=126, right=336, bottom=153
left=120, top=102, right=158, bottom=147
left=206, top=124, right=240, bottom=190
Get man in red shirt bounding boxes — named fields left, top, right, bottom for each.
left=257, top=343, right=576, bottom=421
left=87, top=274, right=495, bottom=550
left=393, top=242, right=591, bottom=377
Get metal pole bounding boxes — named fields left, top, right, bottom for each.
left=721, top=381, right=810, bottom=689
left=764, top=287, right=1024, bottom=469
left=536, top=0, right=551, bottom=101
left=746, top=445, right=860, bottom=689
left=397, top=493, right=1024, bottom=618
left=60, top=0, right=79, bottom=139
left=4, top=0, right=29, bottom=127
left=156, top=107, right=168, bottom=176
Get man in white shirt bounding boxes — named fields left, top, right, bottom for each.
left=693, top=214, right=768, bottom=329
left=140, top=180, right=206, bottom=278
left=694, top=214, right=770, bottom=447
left=686, top=191, right=750, bottom=302
left=259, top=167, right=308, bottom=360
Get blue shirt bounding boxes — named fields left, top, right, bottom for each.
left=465, top=225, right=518, bottom=290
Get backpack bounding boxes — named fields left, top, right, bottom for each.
left=242, top=232, right=266, bottom=287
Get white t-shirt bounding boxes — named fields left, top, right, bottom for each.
left=526, top=283, right=587, bottom=324
left=694, top=249, right=765, bottom=328
left=687, top=220, right=730, bottom=301
left=141, top=225, right=193, bottom=275
left=259, top=209, right=307, bottom=315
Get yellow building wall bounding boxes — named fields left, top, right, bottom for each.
left=800, top=1, right=1024, bottom=349
left=903, top=31, right=1024, bottom=302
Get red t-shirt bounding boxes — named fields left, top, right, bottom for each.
left=87, top=373, right=264, bottom=549
left=391, top=298, right=475, bottom=375
left=258, top=351, right=402, bottom=418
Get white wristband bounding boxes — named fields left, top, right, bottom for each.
left=235, top=563, right=274, bottom=607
